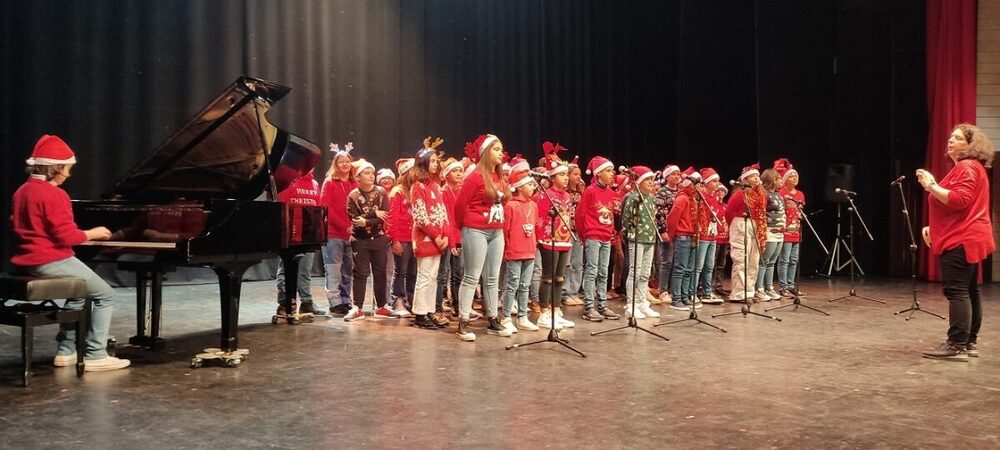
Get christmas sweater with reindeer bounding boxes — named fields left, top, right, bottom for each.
left=575, top=181, right=617, bottom=242
left=410, top=179, right=450, bottom=258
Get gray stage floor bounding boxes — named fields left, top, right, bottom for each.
left=1, top=277, right=997, bottom=449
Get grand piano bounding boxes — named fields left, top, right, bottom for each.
left=73, top=76, right=327, bottom=367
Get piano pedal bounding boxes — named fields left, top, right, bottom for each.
left=190, top=348, right=249, bottom=368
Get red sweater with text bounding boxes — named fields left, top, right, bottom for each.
left=575, top=181, right=617, bottom=242
left=454, top=171, right=505, bottom=230
left=503, top=196, right=538, bottom=260
left=387, top=186, right=414, bottom=243
left=10, top=178, right=88, bottom=266
left=321, top=178, right=357, bottom=240
left=928, top=159, right=996, bottom=263
left=410, top=180, right=450, bottom=258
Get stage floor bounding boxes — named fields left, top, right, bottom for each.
left=1, top=277, right=997, bottom=448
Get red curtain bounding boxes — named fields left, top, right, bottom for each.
left=921, top=0, right=977, bottom=281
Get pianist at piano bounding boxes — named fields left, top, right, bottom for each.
left=8, top=134, right=132, bottom=372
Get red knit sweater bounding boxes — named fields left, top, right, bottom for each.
left=666, top=189, right=699, bottom=240
left=454, top=171, right=505, bottom=230
left=387, top=187, right=414, bottom=243
left=928, top=159, right=996, bottom=263
left=535, top=187, right=574, bottom=251
left=575, top=181, right=616, bottom=242
left=410, top=180, right=449, bottom=258
left=779, top=188, right=805, bottom=243
left=321, top=178, right=357, bottom=240
left=503, top=196, right=538, bottom=260
left=442, top=183, right=462, bottom=247
left=10, top=178, right=88, bottom=266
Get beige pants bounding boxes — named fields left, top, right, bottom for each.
left=729, top=218, right=760, bottom=300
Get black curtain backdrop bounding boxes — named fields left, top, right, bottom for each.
left=2, top=0, right=928, bottom=282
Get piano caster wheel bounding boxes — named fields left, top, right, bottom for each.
left=289, top=318, right=301, bottom=325
left=225, top=358, right=241, bottom=367
left=190, top=357, right=203, bottom=368
left=271, top=316, right=279, bottom=325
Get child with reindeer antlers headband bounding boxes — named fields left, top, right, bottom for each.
left=321, top=142, right=358, bottom=316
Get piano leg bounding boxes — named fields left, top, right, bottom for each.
left=191, top=263, right=253, bottom=369
left=127, top=269, right=167, bottom=350
left=132, top=270, right=149, bottom=344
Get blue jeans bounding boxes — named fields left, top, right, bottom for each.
left=694, top=240, right=717, bottom=297
left=503, top=259, right=534, bottom=318
left=529, top=249, right=542, bottom=301
left=756, top=241, right=782, bottom=290
left=776, top=242, right=800, bottom=290
left=435, top=250, right=452, bottom=311
left=583, top=239, right=612, bottom=310
left=625, top=241, right=655, bottom=306
left=276, top=251, right=314, bottom=304
left=16, top=257, right=115, bottom=359
left=670, top=235, right=695, bottom=301
left=563, top=239, right=584, bottom=298
left=322, top=238, right=353, bottom=307
left=657, top=240, right=674, bottom=295
left=458, top=227, right=505, bottom=320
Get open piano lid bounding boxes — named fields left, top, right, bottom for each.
left=105, top=76, right=320, bottom=201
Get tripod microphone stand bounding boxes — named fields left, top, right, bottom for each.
left=712, top=190, right=781, bottom=322
left=592, top=172, right=670, bottom=341
left=766, top=196, right=830, bottom=315
left=654, top=183, right=726, bottom=332
left=828, top=191, right=885, bottom=304
left=892, top=179, right=945, bottom=320
left=508, top=180, right=586, bottom=357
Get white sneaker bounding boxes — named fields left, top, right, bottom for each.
left=556, top=308, right=575, bottom=328
left=754, top=290, right=769, bottom=302
left=766, top=289, right=782, bottom=300
left=53, top=352, right=77, bottom=367
left=391, top=306, right=412, bottom=318
left=537, top=310, right=557, bottom=329
left=625, top=303, right=647, bottom=319
left=639, top=303, right=661, bottom=318
left=701, top=294, right=725, bottom=304
left=456, top=328, right=476, bottom=342
left=516, top=316, right=540, bottom=331
left=469, top=310, right=484, bottom=320
left=84, top=356, right=131, bottom=372
left=501, top=317, right=518, bottom=334
left=344, top=305, right=366, bottom=322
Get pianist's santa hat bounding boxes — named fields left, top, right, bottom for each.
left=27, top=135, right=76, bottom=166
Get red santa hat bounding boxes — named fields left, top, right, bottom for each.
left=463, top=163, right=478, bottom=179
left=351, top=158, right=375, bottom=178
left=464, top=134, right=499, bottom=163
left=661, top=164, right=680, bottom=178
left=633, top=165, right=655, bottom=184
left=568, top=155, right=580, bottom=168
left=614, top=174, right=631, bottom=191
left=441, top=157, right=464, bottom=176
left=699, top=167, right=720, bottom=183
left=376, top=168, right=396, bottom=183
left=716, top=184, right=729, bottom=195
left=509, top=154, right=530, bottom=174
left=773, top=158, right=797, bottom=182
left=585, top=155, right=614, bottom=176
left=396, top=157, right=415, bottom=176
left=508, top=170, right=535, bottom=192
left=680, top=166, right=701, bottom=187
left=739, top=163, right=761, bottom=181
left=27, top=135, right=77, bottom=166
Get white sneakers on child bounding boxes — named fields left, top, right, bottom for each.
left=639, top=303, right=661, bottom=318
left=54, top=353, right=131, bottom=372
left=516, top=316, right=539, bottom=331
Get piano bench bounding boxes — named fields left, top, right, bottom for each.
left=0, top=275, right=90, bottom=387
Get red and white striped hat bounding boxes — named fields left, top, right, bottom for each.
left=586, top=155, right=614, bottom=176
left=27, top=135, right=77, bottom=166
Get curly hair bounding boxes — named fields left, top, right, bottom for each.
left=953, top=123, right=996, bottom=168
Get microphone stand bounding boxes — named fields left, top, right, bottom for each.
left=654, top=183, right=726, bottom=332
left=713, top=189, right=782, bottom=322
left=829, top=192, right=885, bottom=304
left=592, top=172, right=670, bottom=341
left=507, top=181, right=586, bottom=357
left=765, top=196, right=830, bottom=316
left=892, top=181, right=945, bottom=320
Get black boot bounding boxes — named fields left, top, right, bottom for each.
left=486, top=317, right=512, bottom=337
left=413, top=314, right=437, bottom=329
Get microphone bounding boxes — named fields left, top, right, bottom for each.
left=528, top=170, right=550, bottom=179
left=784, top=195, right=804, bottom=206
left=890, top=175, right=905, bottom=185
left=729, top=179, right=749, bottom=188
left=835, top=188, right=857, bottom=196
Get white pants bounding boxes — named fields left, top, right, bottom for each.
left=413, top=255, right=441, bottom=315
left=729, top=218, right=761, bottom=299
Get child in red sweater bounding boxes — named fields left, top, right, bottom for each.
left=576, top=156, right=621, bottom=322
left=275, top=170, right=322, bottom=317
left=501, top=170, right=540, bottom=333
left=9, top=135, right=130, bottom=371
left=410, top=142, right=451, bottom=329
left=321, top=144, right=358, bottom=315
left=387, top=158, right=417, bottom=318
left=437, top=157, right=465, bottom=317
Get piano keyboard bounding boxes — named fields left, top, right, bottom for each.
left=79, top=240, right=178, bottom=249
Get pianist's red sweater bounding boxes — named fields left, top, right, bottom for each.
left=10, top=178, right=88, bottom=267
